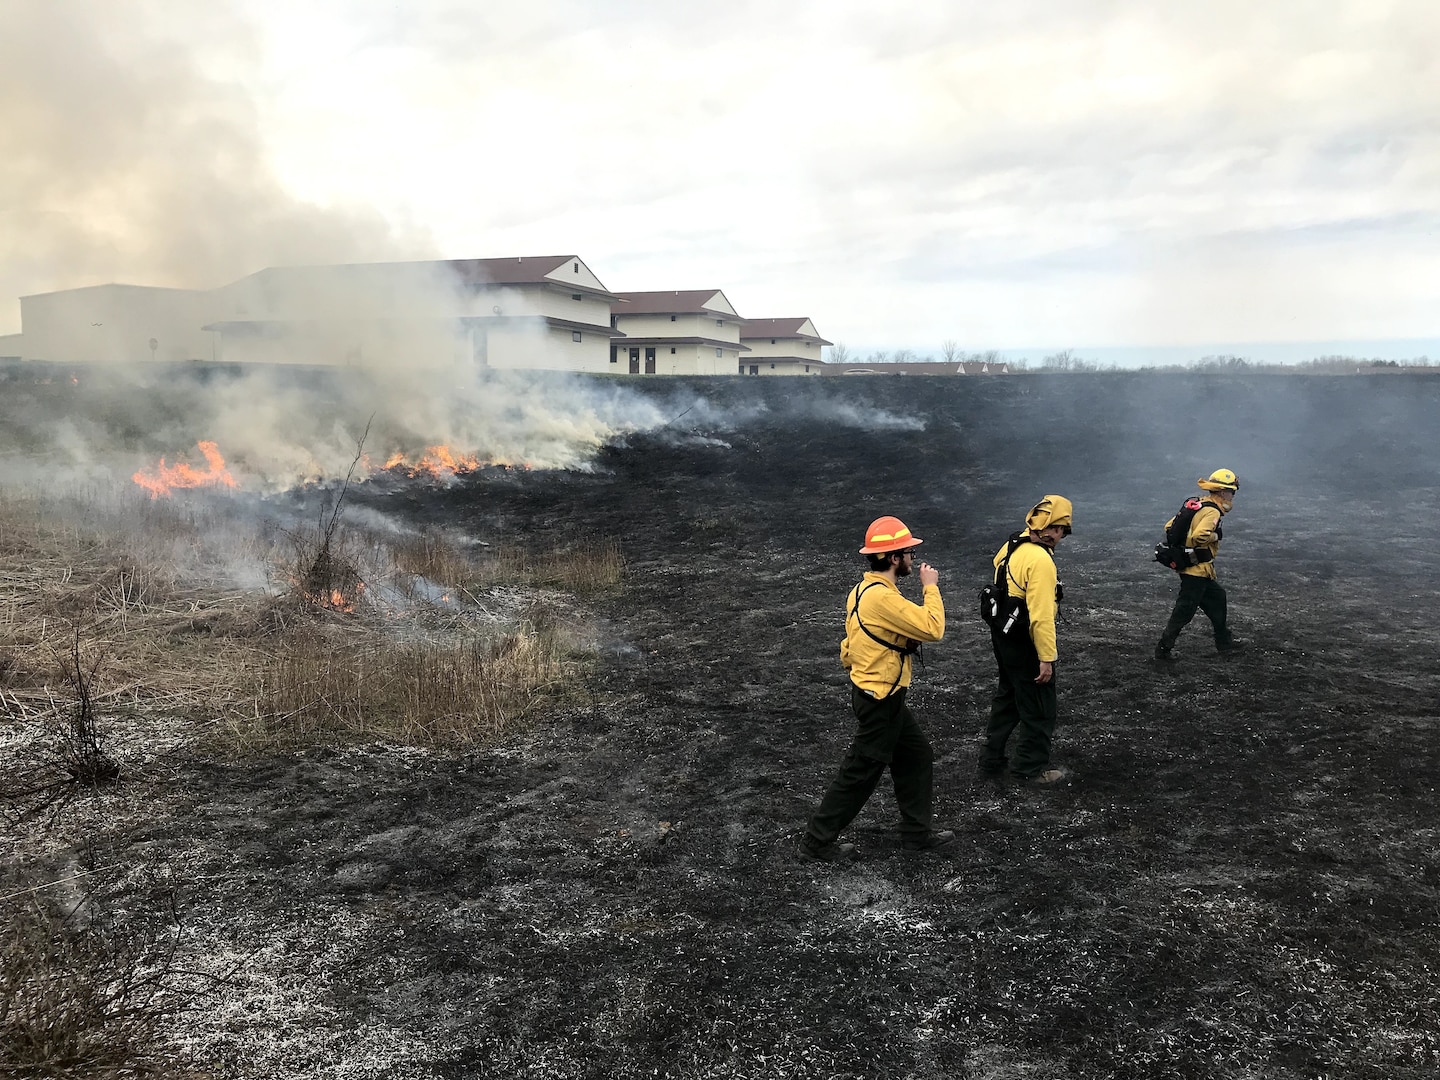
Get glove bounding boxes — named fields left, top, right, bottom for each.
left=1185, top=548, right=1214, bottom=565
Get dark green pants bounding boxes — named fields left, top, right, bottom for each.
left=981, top=630, right=1057, bottom=779
left=1159, top=575, right=1233, bottom=650
left=804, top=685, right=935, bottom=846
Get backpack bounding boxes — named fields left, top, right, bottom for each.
left=1154, top=498, right=1221, bottom=570
left=979, top=532, right=1030, bottom=635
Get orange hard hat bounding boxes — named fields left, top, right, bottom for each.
left=859, top=516, right=922, bottom=554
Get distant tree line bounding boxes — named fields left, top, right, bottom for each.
left=822, top=343, right=1438, bottom=374
left=823, top=342, right=1116, bottom=372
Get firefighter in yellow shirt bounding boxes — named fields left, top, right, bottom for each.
left=799, top=516, right=952, bottom=863
left=979, top=496, right=1073, bottom=786
left=1155, top=468, right=1244, bottom=660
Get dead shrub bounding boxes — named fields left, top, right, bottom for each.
left=281, top=422, right=371, bottom=614
left=242, top=623, right=566, bottom=749
left=55, top=631, right=120, bottom=786
left=284, top=521, right=365, bottom=612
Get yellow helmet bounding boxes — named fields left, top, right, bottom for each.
left=1025, top=495, right=1073, bottom=535
left=1198, top=468, right=1240, bottom=492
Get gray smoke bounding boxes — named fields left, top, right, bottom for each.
left=0, top=0, right=433, bottom=336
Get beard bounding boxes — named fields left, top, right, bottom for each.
left=896, top=559, right=913, bottom=576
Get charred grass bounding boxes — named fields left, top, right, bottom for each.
left=1, top=479, right=613, bottom=1077
left=7, top=374, right=1440, bottom=1078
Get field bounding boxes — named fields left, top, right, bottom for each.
left=4, top=371, right=1440, bottom=1078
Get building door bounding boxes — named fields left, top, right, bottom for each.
left=629, top=347, right=640, bottom=374
left=645, top=347, right=656, bottom=374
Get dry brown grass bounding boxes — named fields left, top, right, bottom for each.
left=0, top=488, right=277, bottom=732
left=0, top=894, right=200, bottom=1078
left=392, top=529, right=623, bottom=593
left=231, top=620, right=565, bottom=751
left=0, top=481, right=613, bottom=761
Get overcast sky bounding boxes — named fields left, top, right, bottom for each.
left=3, top=0, right=1438, bottom=360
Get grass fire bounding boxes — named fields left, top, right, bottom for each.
left=3, top=369, right=1439, bottom=1079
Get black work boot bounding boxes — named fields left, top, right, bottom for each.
left=976, top=755, right=1008, bottom=782
left=1153, top=643, right=1175, bottom=662
left=1217, top=639, right=1247, bottom=656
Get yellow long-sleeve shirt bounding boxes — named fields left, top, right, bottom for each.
left=1167, top=502, right=1225, bottom=580
left=992, top=538, right=1060, bottom=662
left=839, top=572, right=945, bottom=698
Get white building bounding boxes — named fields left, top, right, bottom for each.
left=2, top=256, right=625, bottom=374
left=609, top=290, right=746, bottom=375
left=1, top=284, right=215, bottom=365
left=737, top=318, right=831, bottom=376
left=204, top=256, right=622, bottom=372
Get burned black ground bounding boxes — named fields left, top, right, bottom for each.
left=16, top=373, right=1440, bottom=1078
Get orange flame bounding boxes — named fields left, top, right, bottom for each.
left=132, top=440, right=237, bottom=499
left=384, top=445, right=489, bottom=479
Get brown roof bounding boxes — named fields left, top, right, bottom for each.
left=205, top=314, right=624, bottom=338
left=613, top=290, right=735, bottom=316
left=738, top=318, right=833, bottom=346
left=441, top=256, right=583, bottom=286
left=234, top=257, right=618, bottom=297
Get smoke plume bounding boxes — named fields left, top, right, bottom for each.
left=0, top=0, right=433, bottom=336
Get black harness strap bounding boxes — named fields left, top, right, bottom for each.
left=1168, top=499, right=1222, bottom=548
left=993, top=532, right=1058, bottom=634
left=996, top=531, right=1032, bottom=593
left=850, top=580, right=920, bottom=698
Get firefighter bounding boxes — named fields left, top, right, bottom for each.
left=979, top=496, right=1073, bottom=786
left=1155, top=468, right=1244, bottom=661
left=799, top=516, right=953, bottom=863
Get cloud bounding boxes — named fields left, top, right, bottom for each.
left=5, top=0, right=1439, bottom=352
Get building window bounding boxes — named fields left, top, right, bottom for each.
left=770, top=363, right=776, bottom=369
left=770, top=339, right=776, bottom=344
left=670, top=315, right=677, bottom=322
left=804, top=365, right=810, bottom=373
left=573, top=261, right=579, bottom=273
left=670, top=347, right=676, bottom=354
left=715, top=348, right=722, bottom=357
left=716, top=319, right=724, bottom=326
left=572, top=331, right=582, bottom=342
left=571, top=293, right=582, bottom=301
left=738, top=365, right=744, bottom=374
left=749, top=365, right=759, bottom=375
left=610, top=346, right=618, bottom=364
